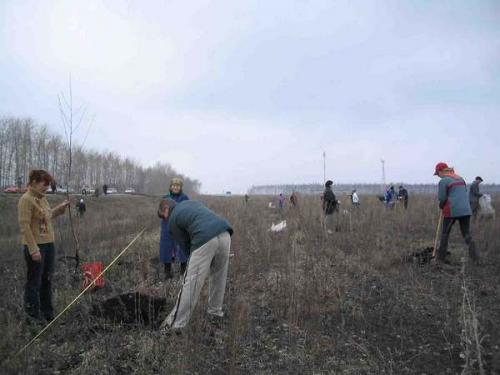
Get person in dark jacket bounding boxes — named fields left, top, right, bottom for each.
left=158, top=199, right=233, bottom=331
left=158, top=178, right=189, bottom=279
left=385, top=186, right=397, bottom=209
left=323, top=180, right=337, bottom=233
left=50, top=180, right=57, bottom=194
left=76, top=198, right=86, bottom=217
left=469, top=176, right=483, bottom=219
left=398, top=185, right=409, bottom=209
left=434, top=162, right=479, bottom=265
left=290, top=191, right=299, bottom=208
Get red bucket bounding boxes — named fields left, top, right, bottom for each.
left=82, top=262, right=105, bottom=290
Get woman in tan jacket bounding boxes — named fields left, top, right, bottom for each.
left=18, top=170, right=70, bottom=321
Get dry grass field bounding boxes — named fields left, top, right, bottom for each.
left=0, top=192, right=499, bottom=374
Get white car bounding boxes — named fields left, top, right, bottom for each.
left=106, top=188, right=118, bottom=194
left=124, top=188, right=135, bottom=194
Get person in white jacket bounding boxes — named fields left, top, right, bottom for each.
left=351, top=189, right=360, bottom=207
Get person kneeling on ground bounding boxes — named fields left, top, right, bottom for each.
left=434, top=162, right=479, bottom=265
left=158, top=198, right=233, bottom=331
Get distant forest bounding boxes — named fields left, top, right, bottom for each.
left=0, top=117, right=201, bottom=195
left=249, top=183, right=500, bottom=196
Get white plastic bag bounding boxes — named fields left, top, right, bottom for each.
left=269, top=220, right=287, bottom=232
left=479, top=194, right=495, bottom=217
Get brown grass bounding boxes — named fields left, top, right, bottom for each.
left=0, top=192, right=499, bottom=374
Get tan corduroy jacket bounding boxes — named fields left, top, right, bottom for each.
left=17, top=187, right=66, bottom=255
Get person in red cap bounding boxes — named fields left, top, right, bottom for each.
left=434, top=162, right=479, bottom=265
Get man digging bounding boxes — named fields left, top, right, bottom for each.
left=433, top=162, right=479, bottom=267
left=158, top=198, right=233, bottom=333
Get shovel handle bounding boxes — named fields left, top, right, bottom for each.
left=432, top=213, right=443, bottom=258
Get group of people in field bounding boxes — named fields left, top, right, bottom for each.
left=17, top=170, right=233, bottom=333
left=320, top=162, right=484, bottom=265
left=383, top=185, right=409, bottom=209
left=15, top=161, right=487, bottom=333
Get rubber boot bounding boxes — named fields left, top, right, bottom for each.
left=164, top=263, right=173, bottom=279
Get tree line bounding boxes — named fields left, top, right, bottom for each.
left=0, top=117, right=201, bottom=195
left=248, top=183, right=500, bottom=196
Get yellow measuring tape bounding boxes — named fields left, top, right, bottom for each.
left=15, top=227, right=146, bottom=357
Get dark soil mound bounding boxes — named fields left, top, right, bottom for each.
left=92, top=292, right=166, bottom=326
left=405, top=247, right=434, bottom=265
left=405, top=247, right=453, bottom=265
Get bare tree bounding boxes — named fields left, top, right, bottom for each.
left=58, top=76, right=89, bottom=268
left=0, top=115, right=201, bottom=195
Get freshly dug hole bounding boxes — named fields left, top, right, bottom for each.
left=92, top=292, right=166, bottom=326
left=404, top=247, right=452, bottom=265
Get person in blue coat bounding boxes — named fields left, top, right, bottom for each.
left=159, top=178, right=189, bottom=279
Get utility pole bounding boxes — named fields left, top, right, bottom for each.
left=381, top=159, right=386, bottom=193
left=323, top=151, right=326, bottom=183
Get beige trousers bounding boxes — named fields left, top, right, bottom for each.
left=163, top=231, right=231, bottom=329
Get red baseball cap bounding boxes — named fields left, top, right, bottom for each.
left=434, top=162, right=449, bottom=175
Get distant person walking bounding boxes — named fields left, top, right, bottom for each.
left=103, top=184, right=108, bottom=195
left=351, top=189, right=360, bottom=207
left=290, top=191, right=299, bottom=208
left=434, top=162, right=479, bottom=265
left=384, top=186, right=397, bottom=209
left=278, top=193, right=286, bottom=216
left=158, top=178, right=189, bottom=279
left=323, top=180, right=338, bottom=234
left=18, top=170, right=70, bottom=322
left=50, top=180, right=57, bottom=194
left=244, top=194, right=249, bottom=204
left=469, top=176, right=483, bottom=219
left=398, top=185, right=409, bottom=209
left=158, top=199, right=233, bottom=331
left=76, top=198, right=86, bottom=217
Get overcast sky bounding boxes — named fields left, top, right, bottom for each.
left=1, top=1, right=499, bottom=193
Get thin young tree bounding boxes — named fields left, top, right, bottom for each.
left=58, top=75, right=93, bottom=269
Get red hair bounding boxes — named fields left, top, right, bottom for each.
left=28, top=170, right=54, bottom=186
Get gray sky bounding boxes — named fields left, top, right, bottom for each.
left=1, top=0, right=499, bottom=193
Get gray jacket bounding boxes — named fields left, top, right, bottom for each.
left=168, top=200, right=233, bottom=255
left=469, top=181, right=482, bottom=204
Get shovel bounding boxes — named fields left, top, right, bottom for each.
left=432, top=213, right=443, bottom=258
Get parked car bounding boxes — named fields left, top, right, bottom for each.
left=54, top=186, right=75, bottom=194
left=124, top=188, right=135, bottom=194
left=106, top=187, right=118, bottom=194
left=3, top=186, right=28, bottom=193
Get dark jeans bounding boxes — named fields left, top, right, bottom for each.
left=437, top=216, right=478, bottom=262
left=470, top=201, right=480, bottom=219
left=24, top=243, right=55, bottom=319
